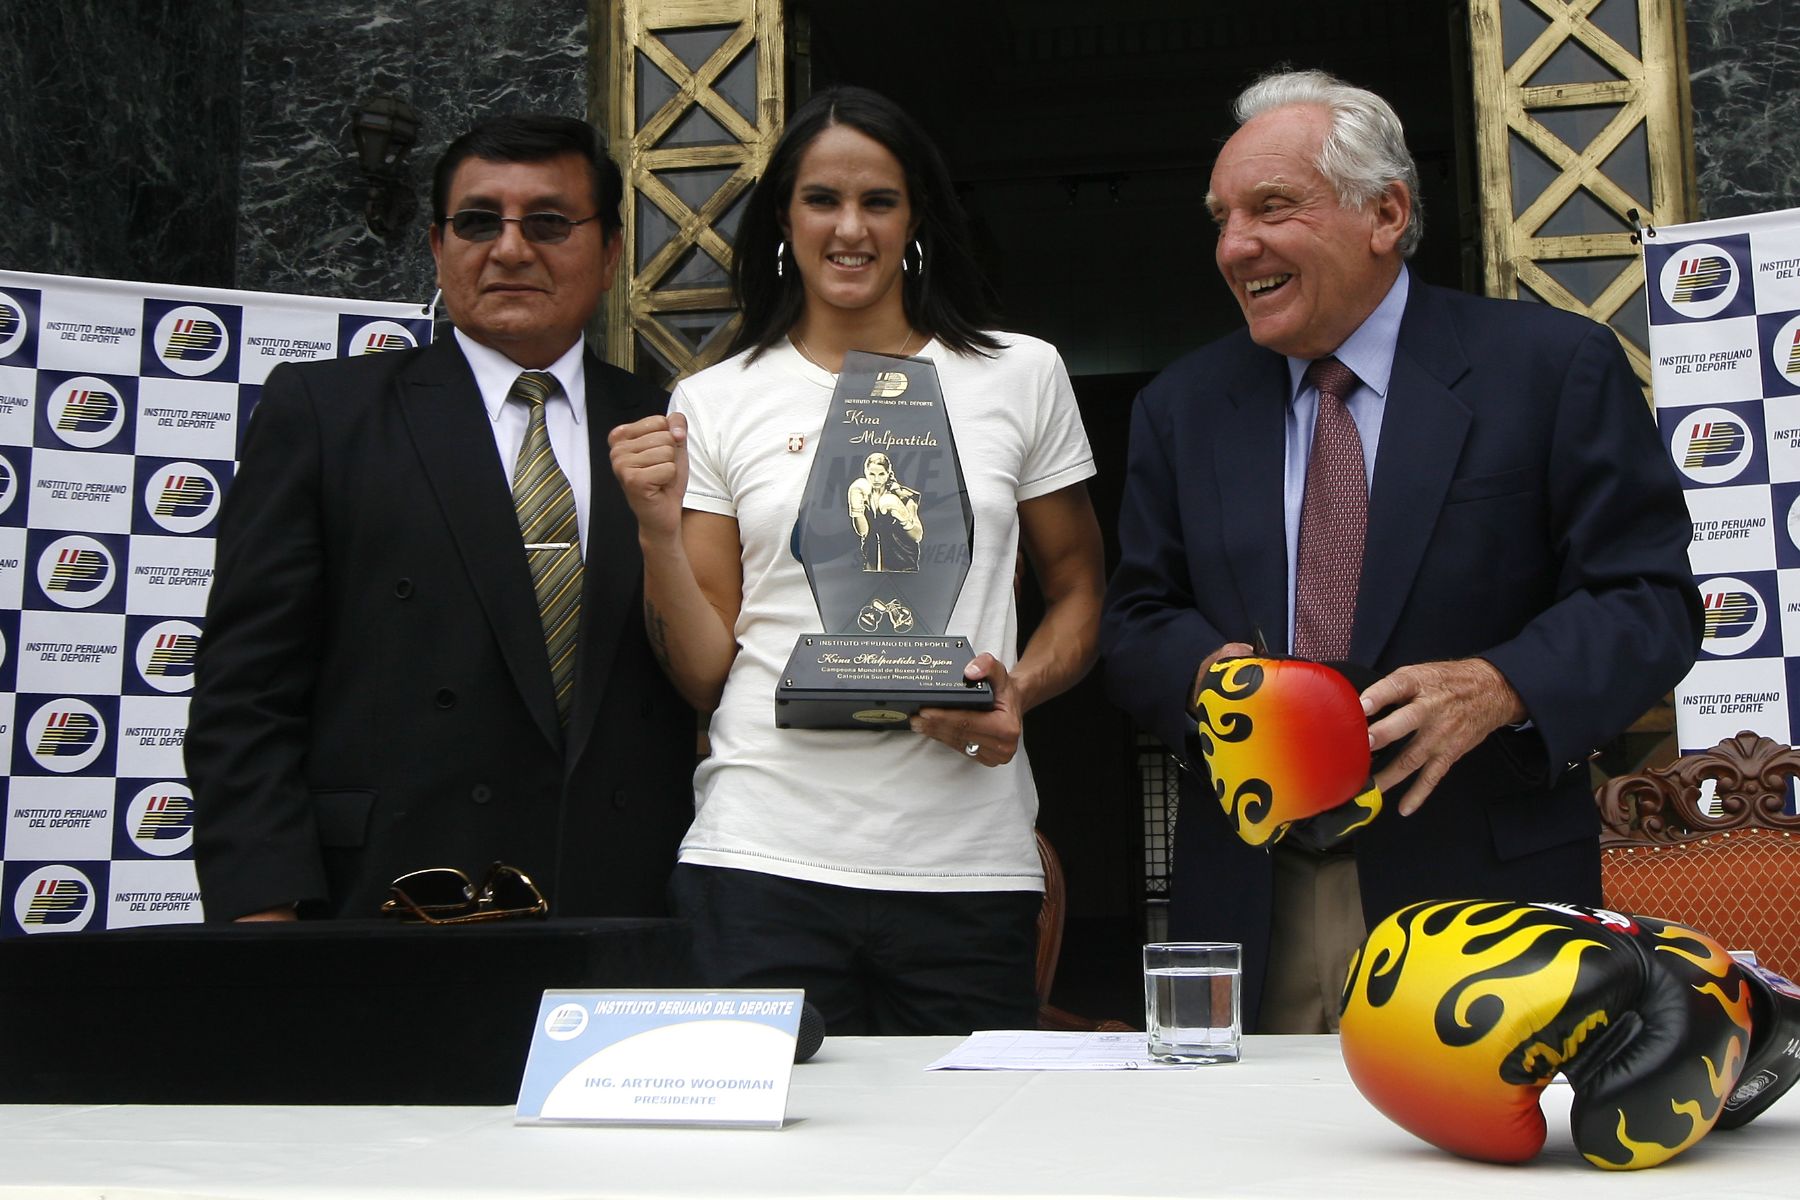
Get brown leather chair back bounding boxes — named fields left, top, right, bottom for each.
left=1597, top=731, right=1800, bottom=978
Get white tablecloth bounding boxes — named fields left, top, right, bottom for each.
left=1, top=1035, right=1793, bottom=1198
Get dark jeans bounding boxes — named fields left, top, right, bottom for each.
left=670, top=863, right=1040, bottom=1036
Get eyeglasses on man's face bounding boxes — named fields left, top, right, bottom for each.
left=443, top=209, right=600, bottom=244
left=380, top=861, right=548, bottom=924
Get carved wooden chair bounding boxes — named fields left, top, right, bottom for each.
left=1034, top=830, right=1135, bottom=1031
left=1596, top=730, right=1800, bottom=979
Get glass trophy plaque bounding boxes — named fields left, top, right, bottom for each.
left=776, top=350, right=993, bottom=729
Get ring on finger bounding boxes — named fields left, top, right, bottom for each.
left=963, top=741, right=980, bottom=757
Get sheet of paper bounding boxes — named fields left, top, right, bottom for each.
left=925, top=1030, right=1201, bottom=1071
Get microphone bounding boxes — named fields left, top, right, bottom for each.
left=794, top=1000, right=825, bottom=1063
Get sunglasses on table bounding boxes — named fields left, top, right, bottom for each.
left=380, top=861, right=548, bottom=924
left=443, top=209, right=599, bottom=244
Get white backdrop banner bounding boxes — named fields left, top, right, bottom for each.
left=1645, top=208, right=1800, bottom=758
left=0, top=269, right=432, bottom=936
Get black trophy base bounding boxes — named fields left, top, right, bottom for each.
left=776, top=634, right=994, bottom=729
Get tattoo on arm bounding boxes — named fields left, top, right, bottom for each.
left=645, top=600, right=672, bottom=672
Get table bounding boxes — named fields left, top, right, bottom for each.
left=0, top=1035, right=1793, bottom=1198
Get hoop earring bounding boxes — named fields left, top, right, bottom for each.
left=775, top=241, right=786, bottom=278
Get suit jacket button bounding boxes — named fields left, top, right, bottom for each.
left=395, top=578, right=413, bottom=599
left=434, top=688, right=456, bottom=709
left=471, top=784, right=492, bottom=804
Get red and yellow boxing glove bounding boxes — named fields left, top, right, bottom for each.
left=1193, top=656, right=1382, bottom=848
left=1338, top=899, right=1793, bottom=1169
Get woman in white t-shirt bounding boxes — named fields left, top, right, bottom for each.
left=609, top=86, right=1104, bottom=1035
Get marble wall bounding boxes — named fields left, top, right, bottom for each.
left=0, top=1, right=242, bottom=288
left=0, top=0, right=590, bottom=301
left=236, top=0, right=590, bottom=302
left=4, top=2, right=1793, bottom=292
left=1687, top=0, right=1800, bottom=221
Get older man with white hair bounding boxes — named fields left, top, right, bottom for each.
left=1102, top=70, right=1700, bottom=1032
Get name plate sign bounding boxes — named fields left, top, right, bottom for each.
left=514, top=989, right=802, bottom=1128
left=777, top=350, right=991, bottom=728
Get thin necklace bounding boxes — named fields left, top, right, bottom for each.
left=792, top=329, right=922, bottom=374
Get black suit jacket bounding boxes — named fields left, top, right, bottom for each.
left=187, top=336, right=695, bottom=920
left=1101, top=281, right=1701, bottom=1025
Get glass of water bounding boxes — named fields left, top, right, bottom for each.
left=1143, top=941, right=1241, bottom=1063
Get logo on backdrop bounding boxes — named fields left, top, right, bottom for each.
left=0, top=452, right=17, bottom=517
left=1770, top=315, right=1800, bottom=387
left=124, top=784, right=195, bottom=856
left=1699, top=576, right=1768, bottom=656
left=0, top=291, right=27, bottom=359
left=142, top=462, right=221, bottom=534
left=25, top=699, right=107, bottom=773
left=1659, top=243, right=1742, bottom=320
left=1671, top=407, right=1755, bottom=484
left=13, top=865, right=96, bottom=933
left=48, top=375, right=126, bottom=449
left=133, top=620, right=200, bottom=692
left=339, top=313, right=430, bottom=358
left=36, top=535, right=117, bottom=610
left=152, top=305, right=230, bottom=377
left=354, top=320, right=419, bottom=355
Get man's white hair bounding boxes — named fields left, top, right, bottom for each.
left=1234, top=69, right=1423, bottom=259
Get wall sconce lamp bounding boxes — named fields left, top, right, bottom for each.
left=351, top=96, right=421, bottom=238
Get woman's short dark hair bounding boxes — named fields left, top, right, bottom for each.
left=431, top=114, right=623, bottom=237
left=728, top=87, right=1001, bottom=360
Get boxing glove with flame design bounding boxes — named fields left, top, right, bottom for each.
left=1340, top=899, right=1799, bottom=1169
left=1193, top=656, right=1382, bottom=849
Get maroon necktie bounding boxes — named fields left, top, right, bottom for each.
left=1293, top=357, right=1365, bottom=661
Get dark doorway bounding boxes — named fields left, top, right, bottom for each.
left=797, top=0, right=1472, bottom=1021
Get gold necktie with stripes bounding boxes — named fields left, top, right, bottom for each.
left=508, top=371, right=581, bottom=726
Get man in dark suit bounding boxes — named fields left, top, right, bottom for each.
left=1101, top=71, right=1699, bottom=1031
left=187, top=115, right=693, bottom=922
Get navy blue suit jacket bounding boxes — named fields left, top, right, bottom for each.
left=1101, top=281, right=1700, bottom=1027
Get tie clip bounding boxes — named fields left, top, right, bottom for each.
left=525, top=542, right=573, bottom=551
